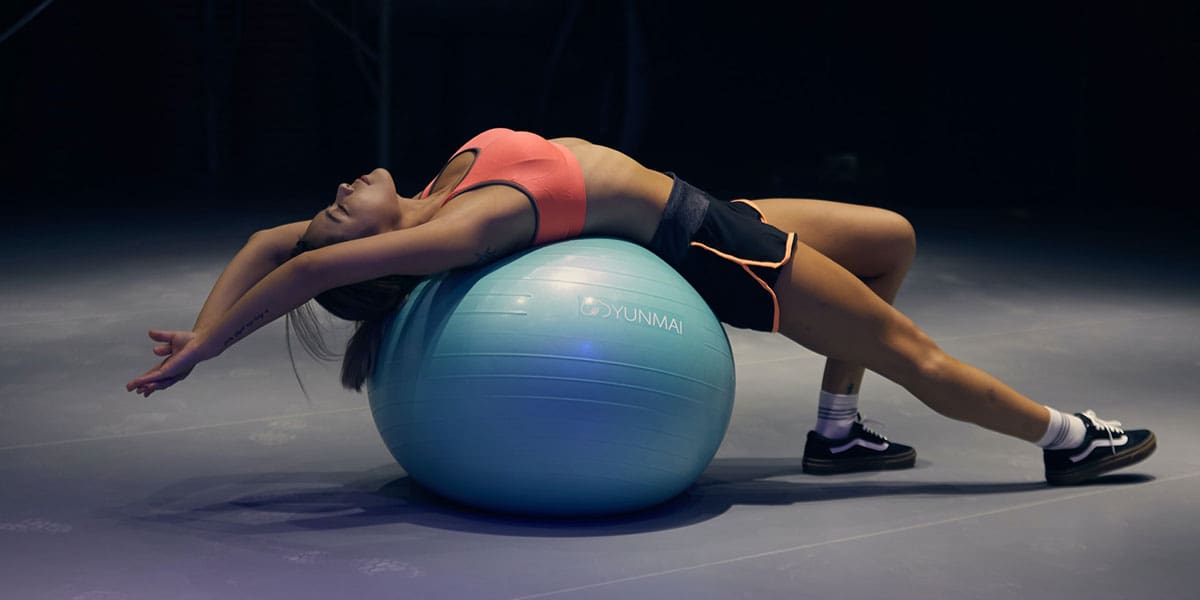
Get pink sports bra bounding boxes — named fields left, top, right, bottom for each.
left=419, top=128, right=588, bottom=246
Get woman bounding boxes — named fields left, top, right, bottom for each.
left=126, top=128, right=1155, bottom=485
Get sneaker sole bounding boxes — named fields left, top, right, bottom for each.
left=802, top=448, right=917, bottom=475
left=1045, top=432, right=1157, bottom=486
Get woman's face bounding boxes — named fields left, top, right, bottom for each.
left=304, top=167, right=402, bottom=246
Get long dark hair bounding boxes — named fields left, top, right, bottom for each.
left=286, top=240, right=424, bottom=392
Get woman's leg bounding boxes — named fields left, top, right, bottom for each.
left=769, top=233, right=1051, bottom=442
left=747, top=199, right=915, bottom=395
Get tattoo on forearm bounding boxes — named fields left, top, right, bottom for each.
left=224, top=309, right=270, bottom=348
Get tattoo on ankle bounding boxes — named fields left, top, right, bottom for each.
left=846, top=383, right=855, bottom=394
left=224, top=309, right=270, bottom=348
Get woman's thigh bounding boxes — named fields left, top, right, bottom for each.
left=746, top=198, right=915, bottom=279
left=772, top=237, right=935, bottom=382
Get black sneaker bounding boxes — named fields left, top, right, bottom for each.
left=1044, top=410, right=1156, bottom=486
left=802, top=416, right=917, bottom=475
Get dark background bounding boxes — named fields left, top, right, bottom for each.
left=3, top=1, right=1197, bottom=231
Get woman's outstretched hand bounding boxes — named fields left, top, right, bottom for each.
left=126, top=329, right=212, bottom=397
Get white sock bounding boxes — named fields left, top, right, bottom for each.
left=1036, top=406, right=1086, bottom=449
left=815, top=390, right=859, bottom=439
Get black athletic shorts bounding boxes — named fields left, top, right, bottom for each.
left=646, top=174, right=796, bottom=332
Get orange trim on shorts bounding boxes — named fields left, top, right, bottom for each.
left=689, top=231, right=795, bottom=333
left=688, top=199, right=795, bottom=332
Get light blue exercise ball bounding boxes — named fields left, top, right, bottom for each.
left=367, top=238, right=735, bottom=517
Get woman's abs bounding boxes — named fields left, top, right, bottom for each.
left=557, top=139, right=674, bottom=245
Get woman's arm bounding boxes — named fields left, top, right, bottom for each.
left=192, top=221, right=310, bottom=331
left=138, top=221, right=310, bottom=374
left=206, top=214, right=488, bottom=347
left=126, top=213, right=492, bottom=396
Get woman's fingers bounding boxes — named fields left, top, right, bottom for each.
left=128, top=351, right=199, bottom=393
left=148, top=329, right=192, bottom=344
left=127, top=356, right=177, bottom=390
left=149, top=331, right=177, bottom=356
left=130, top=372, right=170, bottom=394
left=127, top=368, right=163, bottom=391
left=137, top=381, right=162, bottom=397
left=138, top=374, right=184, bottom=397
left=130, top=330, right=203, bottom=395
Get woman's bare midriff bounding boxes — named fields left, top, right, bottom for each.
left=554, top=138, right=674, bottom=245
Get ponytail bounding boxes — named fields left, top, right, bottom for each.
left=287, top=240, right=423, bottom=392
left=339, top=312, right=391, bottom=391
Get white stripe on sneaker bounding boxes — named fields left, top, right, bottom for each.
left=1069, top=434, right=1128, bottom=463
left=831, top=438, right=890, bottom=454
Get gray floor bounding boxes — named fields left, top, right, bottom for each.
left=2, top=209, right=1198, bottom=599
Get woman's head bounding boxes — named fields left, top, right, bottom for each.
left=287, top=167, right=426, bottom=392
left=302, top=167, right=404, bottom=247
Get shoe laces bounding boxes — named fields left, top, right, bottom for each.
left=855, top=413, right=890, bottom=441
left=1082, top=409, right=1124, bottom=454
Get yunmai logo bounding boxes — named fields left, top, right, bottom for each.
left=579, top=296, right=684, bottom=335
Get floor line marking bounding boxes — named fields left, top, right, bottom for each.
left=510, top=470, right=1200, bottom=600
left=0, top=407, right=368, bottom=451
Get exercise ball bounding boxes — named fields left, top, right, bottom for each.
left=367, top=238, right=735, bottom=517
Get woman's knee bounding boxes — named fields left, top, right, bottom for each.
left=879, top=209, right=917, bottom=265
left=877, top=317, right=945, bottom=386
left=878, top=320, right=979, bottom=419
left=912, top=343, right=952, bottom=387
left=853, top=208, right=916, bottom=278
